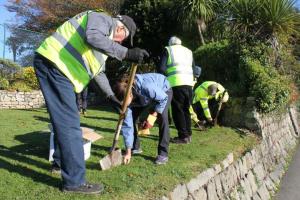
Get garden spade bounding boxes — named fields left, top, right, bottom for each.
left=99, top=63, right=137, bottom=170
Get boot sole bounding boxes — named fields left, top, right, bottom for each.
left=62, top=189, right=102, bottom=194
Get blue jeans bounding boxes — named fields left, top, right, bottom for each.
left=76, top=87, right=88, bottom=112
left=34, top=53, right=86, bottom=188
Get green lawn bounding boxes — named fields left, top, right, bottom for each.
left=0, top=106, right=257, bottom=200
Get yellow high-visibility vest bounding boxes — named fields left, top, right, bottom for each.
left=36, top=11, right=112, bottom=93
left=165, top=45, right=194, bottom=87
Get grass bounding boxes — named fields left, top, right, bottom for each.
left=0, top=106, right=258, bottom=200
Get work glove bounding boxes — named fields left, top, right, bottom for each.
left=142, top=113, right=157, bottom=129
left=125, top=48, right=149, bottom=63
left=206, top=118, right=215, bottom=127
left=142, top=120, right=153, bottom=129
left=107, top=95, right=122, bottom=114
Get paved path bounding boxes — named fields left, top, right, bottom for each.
left=275, top=144, right=300, bottom=200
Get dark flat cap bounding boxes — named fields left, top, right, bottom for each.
left=117, top=15, right=136, bottom=46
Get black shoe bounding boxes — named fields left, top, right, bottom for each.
left=171, top=136, right=191, bottom=144
left=132, top=148, right=143, bottom=155
left=50, top=163, right=61, bottom=175
left=155, top=155, right=168, bottom=165
left=63, top=183, right=104, bottom=194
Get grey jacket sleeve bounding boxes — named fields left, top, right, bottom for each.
left=93, top=72, right=114, bottom=98
left=86, top=12, right=128, bottom=61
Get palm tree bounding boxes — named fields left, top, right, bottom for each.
left=228, top=0, right=299, bottom=42
left=260, top=0, right=300, bottom=47
left=176, top=0, right=217, bottom=45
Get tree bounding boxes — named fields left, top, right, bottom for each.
left=6, top=0, right=123, bottom=33
left=5, top=0, right=123, bottom=66
left=174, top=0, right=217, bottom=45
left=5, top=25, right=46, bottom=65
left=121, top=0, right=178, bottom=58
left=227, top=0, right=299, bottom=43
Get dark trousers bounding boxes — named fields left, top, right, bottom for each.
left=192, top=98, right=219, bottom=121
left=76, top=87, right=88, bottom=111
left=132, top=89, right=172, bottom=156
left=34, top=54, right=85, bottom=188
left=171, top=85, right=193, bottom=139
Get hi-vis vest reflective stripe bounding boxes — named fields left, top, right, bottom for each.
left=165, top=45, right=194, bottom=87
left=36, top=11, right=112, bottom=93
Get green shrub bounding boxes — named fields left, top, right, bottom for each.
left=23, top=67, right=40, bottom=89
left=194, top=40, right=241, bottom=94
left=10, top=80, right=32, bottom=92
left=0, top=77, right=9, bottom=90
left=241, top=58, right=291, bottom=113
left=194, top=40, right=291, bottom=113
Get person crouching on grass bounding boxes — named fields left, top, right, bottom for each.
left=113, top=73, right=172, bottom=165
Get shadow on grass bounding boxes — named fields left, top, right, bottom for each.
left=90, top=144, right=111, bottom=158
left=0, top=145, right=60, bottom=188
left=80, top=122, right=115, bottom=134
left=14, top=108, right=47, bottom=113
left=13, top=131, right=50, bottom=159
left=134, top=154, right=156, bottom=162
left=83, top=116, right=118, bottom=122
left=139, top=135, right=159, bottom=141
left=87, top=105, right=116, bottom=113
left=233, top=128, right=248, bottom=138
left=33, top=116, right=51, bottom=123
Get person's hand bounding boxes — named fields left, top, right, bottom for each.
left=126, top=48, right=149, bottom=63
left=207, top=118, right=214, bottom=127
left=142, top=120, right=153, bottom=129
left=142, top=113, right=157, bottom=129
left=107, top=95, right=122, bottom=114
left=123, top=149, right=132, bottom=165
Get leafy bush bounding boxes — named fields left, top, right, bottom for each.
left=0, top=77, right=9, bottom=90
left=194, top=40, right=241, bottom=94
left=194, top=40, right=292, bottom=113
left=241, top=58, right=291, bottom=113
left=0, top=61, right=40, bottom=91
left=23, top=67, right=39, bottom=89
left=10, top=80, right=32, bottom=92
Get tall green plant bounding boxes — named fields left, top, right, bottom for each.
left=261, top=0, right=299, bottom=36
left=174, top=0, right=217, bottom=45
left=228, top=0, right=299, bottom=43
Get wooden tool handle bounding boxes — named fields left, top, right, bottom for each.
left=111, top=64, right=138, bottom=151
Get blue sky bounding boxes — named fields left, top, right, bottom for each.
left=0, top=0, right=16, bottom=24
left=0, top=1, right=14, bottom=60
left=0, top=0, right=21, bottom=60
left=296, top=0, right=300, bottom=9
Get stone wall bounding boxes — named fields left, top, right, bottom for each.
left=159, top=106, right=299, bottom=200
left=0, top=90, right=103, bottom=109
left=0, top=90, right=45, bottom=109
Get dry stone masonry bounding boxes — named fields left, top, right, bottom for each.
left=0, top=90, right=102, bottom=109
left=0, top=90, right=45, bottom=109
left=159, top=105, right=299, bottom=200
